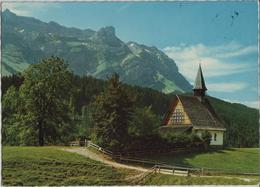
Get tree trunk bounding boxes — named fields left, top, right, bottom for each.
left=39, top=121, right=44, bottom=146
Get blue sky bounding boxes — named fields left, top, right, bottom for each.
left=3, top=1, right=259, bottom=108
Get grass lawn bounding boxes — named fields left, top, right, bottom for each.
left=2, top=146, right=136, bottom=186
left=147, top=148, right=260, bottom=172
left=145, top=173, right=260, bottom=185
left=3, top=146, right=260, bottom=185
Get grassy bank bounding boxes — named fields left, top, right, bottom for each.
left=145, top=173, right=260, bottom=185
left=3, top=146, right=259, bottom=185
left=147, top=148, right=260, bottom=172
left=2, top=146, right=134, bottom=186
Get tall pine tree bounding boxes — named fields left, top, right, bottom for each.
left=92, top=73, right=134, bottom=151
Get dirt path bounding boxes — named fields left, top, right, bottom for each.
left=63, top=147, right=148, bottom=172
left=63, top=147, right=259, bottom=182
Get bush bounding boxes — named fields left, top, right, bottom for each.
left=201, top=131, right=212, bottom=150
left=122, top=132, right=204, bottom=153
left=123, top=134, right=167, bottom=152
left=161, top=132, right=203, bottom=148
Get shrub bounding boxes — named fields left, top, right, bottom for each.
left=201, top=131, right=212, bottom=150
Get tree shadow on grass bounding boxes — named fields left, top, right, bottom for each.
left=144, top=147, right=260, bottom=174
left=147, top=148, right=231, bottom=168
left=225, top=147, right=260, bottom=155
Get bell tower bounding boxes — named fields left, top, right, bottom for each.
left=193, top=64, right=207, bottom=100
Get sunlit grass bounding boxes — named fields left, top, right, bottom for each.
left=145, top=173, right=260, bottom=185
left=2, top=146, right=131, bottom=186
left=148, top=148, right=260, bottom=171
left=3, top=146, right=259, bottom=185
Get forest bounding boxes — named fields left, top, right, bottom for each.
left=2, top=57, right=259, bottom=149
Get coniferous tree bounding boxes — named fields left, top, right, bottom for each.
left=2, top=72, right=259, bottom=147
left=78, top=104, right=96, bottom=139
left=129, top=106, right=160, bottom=137
left=92, top=73, right=134, bottom=151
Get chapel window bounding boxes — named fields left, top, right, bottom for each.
left=171, top=108, right=184, bottom=124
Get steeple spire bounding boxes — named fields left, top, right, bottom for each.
left=193, top=64, right=207, bottom=98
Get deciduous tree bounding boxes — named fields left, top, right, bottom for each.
left=18, top=56, right=74, bottom=146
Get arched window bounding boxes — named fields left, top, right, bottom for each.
left=214, top=133, right=217, bottom=141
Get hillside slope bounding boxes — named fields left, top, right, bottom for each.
left=2, top=146, right=136, bottom=185
left=2, top=9, right=192, bottom=93
left=3, top=146, right=259, bottom=185
left=208, top=97, right=259, bottom=147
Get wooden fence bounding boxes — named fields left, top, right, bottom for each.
left=128, top=166, right=157, bottom=184
left=87, top=141, right=113, bottom=156
left=68, top=140, right=87, bottom=146
left=86, top=141, right=260, bottom=177
left=113, top=147, right=203, bottom=157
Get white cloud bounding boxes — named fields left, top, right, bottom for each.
left=163, top=42, right=257, bottom=83
left=207, top=82, right=247, bottom=93
left=198, top=41, right=257, bottom=59
left=242, top=101, right=259, bottom=109
left=217, top=45, right=257, bottom=58
left=2, top=3, right=31, bottom=16
left=2, top=2, right=60, bottom=16
left=116, top=3, right=132, bottom=12
left=223, top=99, right=259, bottom=109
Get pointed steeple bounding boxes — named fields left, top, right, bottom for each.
left=193, top=64, right=207, bottom=98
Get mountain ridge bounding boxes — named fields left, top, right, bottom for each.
left=2, top=9, right=192, bottom=93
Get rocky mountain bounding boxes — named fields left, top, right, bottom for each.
left=2, top=9, right=192, bottom=93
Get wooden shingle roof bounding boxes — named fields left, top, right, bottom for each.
left=162, top=94, right=226, bottom=131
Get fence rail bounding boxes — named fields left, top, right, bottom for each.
left=128, top=166, right=157, bottom=185
left=114, top=147, right=201, bottom=156
left=87, top=141, right=113, bottom=156
left=86, top=141, right=260, bottom=177
left=68, top=140, right=87, bottom=146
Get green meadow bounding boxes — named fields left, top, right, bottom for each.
left=148, top=148, right=260, bottom=172
left=2, top=146, right=134, bottom=186
left=2, top=146, right=260, bottom=185
left=145, top=173, right=260, bottom=185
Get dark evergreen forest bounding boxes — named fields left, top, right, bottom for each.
left=2, top=70, right=259, bottom=148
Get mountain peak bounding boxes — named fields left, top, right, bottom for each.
left=97, top=26, right=116, bottom=37
left=3, top=9, right=16, bottom=17
left=2, top=12, right=192, bottom=93
left=93, top=26, right=124, bottom=47
left=48, top=21, right=60, bottom=26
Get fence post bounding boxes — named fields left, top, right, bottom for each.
left=201, top=168, right=204, bottom=176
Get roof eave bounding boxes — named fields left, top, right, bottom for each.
left=193, top=126, right=226, bottom=131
